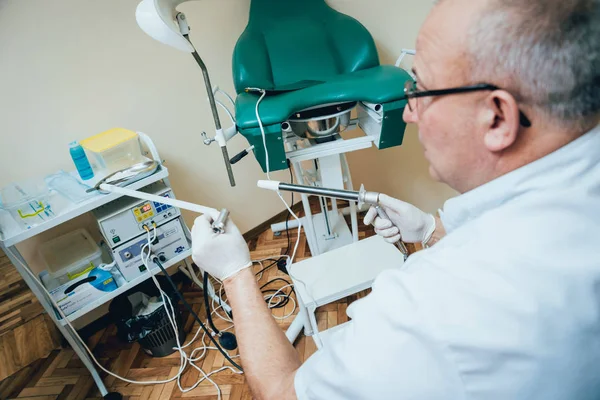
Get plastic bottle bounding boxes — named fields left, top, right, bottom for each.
left=69, top=141, right=94, bottom=181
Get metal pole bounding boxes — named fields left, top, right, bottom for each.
left=318, top=195, right=332, bottom=237
left=189, top=50, right=222, bottom=131
left=341, top=154, right=359, bottom=243
left=292, top=162, right=319, bottom=256
left=187, top=36, right=236, bottom=187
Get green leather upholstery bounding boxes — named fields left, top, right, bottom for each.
left=231, top=0, right=412, bottom=172
left=232, top=0, right=379, bottom=94
left=236, top=66, right=412, bottom=130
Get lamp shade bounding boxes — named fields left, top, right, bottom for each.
left=135, top=0, right=197, bottom=52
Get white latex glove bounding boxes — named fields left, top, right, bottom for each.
left=191, top=209, right=252, bottom=281
left=363, top=194, right=436, bottom=244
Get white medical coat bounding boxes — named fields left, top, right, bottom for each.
left=294, top=125, right=600, bottom=399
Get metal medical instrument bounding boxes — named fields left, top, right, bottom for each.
left=211, top=209, right=229, bottom=234
left=257, top=180, right=409, bottom=260
left=88, top=161, right=228, bottom=233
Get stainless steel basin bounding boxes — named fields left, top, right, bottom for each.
left=287, top=104, right=354, bottom=140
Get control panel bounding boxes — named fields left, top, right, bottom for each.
left=132, top=198, right=176, bottom=226
left=133, top=202, right=154, bottom=223
left=94, top=182, right=181, bottom=247
left=111, top=217, right=189, bottom=282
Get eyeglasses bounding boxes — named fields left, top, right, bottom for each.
left=403, top=80, right=532, bottom=128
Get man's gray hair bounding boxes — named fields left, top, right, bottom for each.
left=468, top=0, right=600, bottom=131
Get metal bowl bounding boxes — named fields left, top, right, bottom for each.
left=286, top=104, right=354, bottom=140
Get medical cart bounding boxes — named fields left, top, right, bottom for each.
left=0, top=136, right=193, bottom=398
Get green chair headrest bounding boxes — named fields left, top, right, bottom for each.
left=232, top=0, right=380, bottom=94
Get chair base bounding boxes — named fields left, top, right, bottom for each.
left=286, top=235, right=405, bottom=347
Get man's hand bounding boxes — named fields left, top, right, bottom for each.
left=364, top=194, right=437, bottom=245
left=191, top=210, right=252, bottom=281
left=193, top=212, right=299, bottom=399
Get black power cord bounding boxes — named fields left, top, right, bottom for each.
left=254, top=164, right=296, bottom=278
left=203, top=271, right=238, bottom=350
left=254, top=258, right=288, bottom=277
left=260, top=278, right=295, bottom=309
left=281, top=163, right=294, bottom=274
left=151, top=257, right=243, bottom=372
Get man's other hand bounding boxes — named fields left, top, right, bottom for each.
left=364, top=194, right=436, bottom=244
left=191, top=210, right=252, bottom=281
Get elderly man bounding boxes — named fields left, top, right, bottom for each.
left=191, top=0, right=600, bottom=398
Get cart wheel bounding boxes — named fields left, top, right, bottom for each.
left=103, top=392, right=123, bottom=400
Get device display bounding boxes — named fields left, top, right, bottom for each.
left=94, top=182, right=182, bottom=247
left=133, top=202, right=154, bottom=223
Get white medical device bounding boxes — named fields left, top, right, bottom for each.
left=93, top=182, right=190, bottom=282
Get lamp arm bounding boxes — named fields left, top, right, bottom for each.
left=186, top=42, right=222, bottom=131
left=178, top=13, right=236, bottom=187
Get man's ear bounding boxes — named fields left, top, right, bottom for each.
left=482, top=90, right=521, bottom=152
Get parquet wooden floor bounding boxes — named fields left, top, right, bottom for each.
left=1, top=201, right=416, bottom=400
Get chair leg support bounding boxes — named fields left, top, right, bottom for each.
left=285, top=313, right=306, bottom=343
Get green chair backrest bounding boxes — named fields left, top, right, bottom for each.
left=232, top=0, right=380, bottom=94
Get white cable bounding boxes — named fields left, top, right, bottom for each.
left=207, top=255, right=296, bottom=323
left=190, top=316, right=239, bottom=363
left=215, top=99, right=236, bottom=125
left=180, top=301, right=235, bottom=350
left=212, top=285, right=234, bottom=323
left=212, top=263, right=295, bottom=321
left=276, top=196, right=302, bottom=265
left=253, top=255, right=291, bottom=265
left=251, top=89, right=328, bottom=346
left=252, top=89, right=303, bottom=265
left=395, top=48, right=416, bottom=67
left=185, top=264, right=232, bottom=324
left=255, top=260, right=265, bottom=281
left=251, top=90, right=312, bottom=344
left=265, top=283, right=297, bottom=320
left=213, top=86, right=236, bottom=109
left=5, top=231, right=240, bottom=398
left=255, top=90, right=270, bottom=180
left=140, top=226, right=239, bottom=396
left=140, top=228, right=204, bottom=393
left=5, top=245, right=185, bottom=386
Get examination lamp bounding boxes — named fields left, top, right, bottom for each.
left=135, top=0, right=236, bottom=186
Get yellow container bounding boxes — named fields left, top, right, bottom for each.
left=81, top=128, right=143, bottom=174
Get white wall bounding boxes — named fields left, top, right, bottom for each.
left=0, top=0, right=456, bottom=267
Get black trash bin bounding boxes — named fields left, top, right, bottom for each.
left=109, top=276, right=185, bottom=357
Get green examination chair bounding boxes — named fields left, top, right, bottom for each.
left=233, top=0, right=413, bottom=172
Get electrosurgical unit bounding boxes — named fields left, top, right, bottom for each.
left=93, top=182, right=190, bottom=282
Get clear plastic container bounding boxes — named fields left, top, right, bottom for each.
left=80, top=128, right=144, bottom=175
left=0, top=180, right=54, bottom=229
left=39, top=228, right=103, bottom=289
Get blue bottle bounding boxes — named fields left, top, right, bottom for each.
left=69, top=141, right=94, bottom=181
